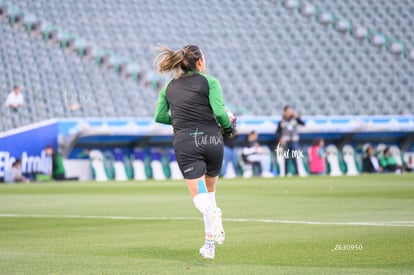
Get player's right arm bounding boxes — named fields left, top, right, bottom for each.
left=204, top=75, right=231, bottom=129
left=154, top=86, right=172, bottom=125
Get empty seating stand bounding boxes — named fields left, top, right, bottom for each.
left=0, top=0, right=413, bottom=132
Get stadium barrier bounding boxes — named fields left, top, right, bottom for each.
left=0, top=116, right=413, bottom=181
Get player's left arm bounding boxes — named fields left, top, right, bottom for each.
left=296, top=116, right=305, bottom=126
left=276, top=121, right=282, bottom=141
left=207, top=78, right=231, bottom=129
left=154, top=86, right=171, bottom=125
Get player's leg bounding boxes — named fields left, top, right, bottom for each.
left=205, top=141, right=225, bottom=245
left=285, top=141, right=292, bottom=176
left=205, top=175, right=217, bottom=207
left=231, top=148, right=239, bottom=176
left=221, top=146, right=230, bottom=177
left=174, top=139, right=216, bottom=259
left=205, top=175, right=225, bottom=245
left=259, top=154, right=273, bottom=177
left=186, top=176, right=216, bottom=259
left=291, top=141, right=299, bottom=175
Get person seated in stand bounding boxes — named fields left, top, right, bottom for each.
left=379, top=147, right=401, bottom=173
left=309, top=138, right=326, bottom=175
left=5, top=85, right=24, bottom=110
left=242, top=131, right=273, bottom=178
left=363, top=145, right=382, bottom=173
left=4, top=159, right=29, bottom=183
left=405, top=155, right=414, bottom=172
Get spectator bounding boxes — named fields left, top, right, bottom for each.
left=43, top=146, right=79, bottom=181
left=309, top=138, right=326, bottom=175
left=44, top=146, right=66, bottom=180
left=405, top=155, right=414, bottom=172
left=5, top=85, right=24, bottom=110
left=4, top=159, right=28, bottom=183
left=363, top=145, right=382, bottom=173
left=380, top=147, right=401, bottom=173
left=221, top=136, right=239, bottom=178
left=242, top=131, right=273, bottom=178
left=276, top=105, right=305, bottom=176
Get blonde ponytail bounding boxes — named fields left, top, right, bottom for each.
left=154, top=45, right=204, bottom=79
left=153, top=47, right=184, bottom=79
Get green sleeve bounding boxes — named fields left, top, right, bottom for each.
left=53, top=154, right=65, bottom=176
left=204, top=74, right=231, bottom=128
left=154, top=85, right=171, bottom=125
left=388, top=156, right=397, bottom=165
left=379, top=156, right=386, bottom=167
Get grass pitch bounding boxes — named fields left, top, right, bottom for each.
left=0, top=174, right=413, bottom=274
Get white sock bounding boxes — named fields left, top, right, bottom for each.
left=203, top=209, right=213, bottom=236
left=208, top=191, right=217, bottom=208
left=193, top=193, right=213, bottom=235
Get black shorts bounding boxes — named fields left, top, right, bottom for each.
left=173, top=128, right=224, bottom=179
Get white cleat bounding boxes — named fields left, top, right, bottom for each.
left=212, top=208, right=225, bottom=245
left=199, top=241, right=215, bottom=260
left=199, top=245, right=215, bottom=260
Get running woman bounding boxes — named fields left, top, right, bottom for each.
left=153, top=45, right=236, bottom=260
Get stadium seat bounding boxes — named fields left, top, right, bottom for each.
left=403, top=152, right=414, bottom=172
left=0, top=0, right=413, bottom=132
left=326, top=145, right=342, bottom=176
left=388, top=40, right=405, bottom=57
left=22, top=13, right=40, bottom=33
left=238, top=149, right=260, bottom=178
left=317, top=11, right=334, bottom=27
left=284, top=0, right=300, bottom=12
left=342, top=145, right=359, bottom=176
left=150, top=149, right=166, bottom=180
left=300, top=3, right=317, bottom=18
left=408, top=49, right=414, bottom=62
left=376, top=143, right=387, bottom=156
left=89, top=149, right=108, bottom=182
left=132, top=148, right=147, bottom=181
left=334, top=17, right=351, bottom=34
left=168, top=149, right=183, bottom=180
left=275, top=146, right=286, bottom=177
left=223, top=163, right=238, bottom=179
left=389, top=145, right=404, bottom=167
left=296, top=155, right=308, bottom=177
left=369, top=33, right=387, bottom=49
left=307, top=0, right=414, bottom=46
left=112, top=148, right=128, bottom=181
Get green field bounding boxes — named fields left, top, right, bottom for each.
left=1, top=174, right=413, bottom=274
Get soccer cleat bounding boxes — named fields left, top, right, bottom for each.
left=212, top=207, right=225, bottom=245
left=199, top=244, right=215, bottom=260
left=199, top=237, right=215, bottom=260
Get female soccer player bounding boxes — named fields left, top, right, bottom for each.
left=153, top=45, right=236, bottom=260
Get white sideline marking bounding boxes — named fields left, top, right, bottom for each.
left=0, top=213, right=414, bottom=227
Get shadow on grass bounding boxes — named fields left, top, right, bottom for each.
left=108, top=246, right=218, bottom=267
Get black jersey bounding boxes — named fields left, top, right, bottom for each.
left=154, top=71, right=230, bottom=133
left=154, top=71, right=230, bottom=179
